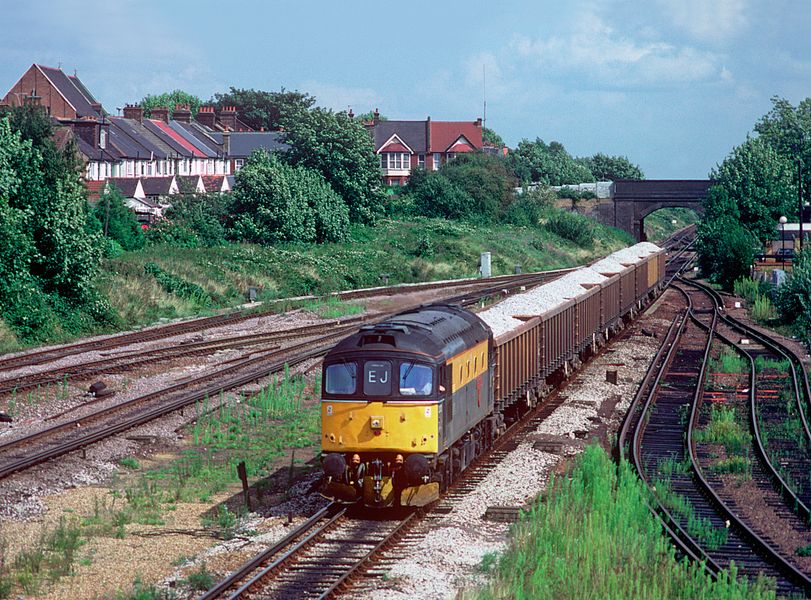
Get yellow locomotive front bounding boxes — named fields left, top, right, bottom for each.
left=319, top=305, right=493, bottom=508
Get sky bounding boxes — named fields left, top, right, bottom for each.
left=2, top=0, right=810, bottom=179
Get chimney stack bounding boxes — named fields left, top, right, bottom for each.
left=196, top=105, right=216, bottom=128
left=373, top=108, right=380, bottom=126
left=220, top=105, right=237, bottom=131
left=174, top=104, right=191, bottom=123
left=90, top=102, right=103, bottom=115
left=348, top=108, right=354, bottom=119
left=151, top=106, right=170, bottom=123
left=475, top=117, right=482, bottom=127
left=221, top=131, right=231, bottom=156
left=123, top=103, right=143, bottom=124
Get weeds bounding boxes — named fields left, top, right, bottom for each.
left=301, top=296, right=364, bottom=319
left=711, top=347, right=747, bottom=375
left=694, top=405, right=751, bottom=455
left=119, top=457, right=141, bottom=470
left=4, top=517, right=84, bottom=596
left=471, top=445, right=774, bottom=599
left=202, top=506, right=240, bottom=540
left=183, top=562, right=214, bottom=592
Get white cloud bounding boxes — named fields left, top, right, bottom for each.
left=510, top=13, right=721, bottom=87
left=300, top=81, right=383, bottom=113
left=656, top=0, right=748, bottom=43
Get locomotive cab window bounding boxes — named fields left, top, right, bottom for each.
left=399, top=362, right=433, bottom=396
left=325, top=362, right=357, bottom=395
left=364, top=360, right=392, bottom=395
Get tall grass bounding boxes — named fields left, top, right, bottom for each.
left=712, top=347, right=748, bottom=375
left=751, top=295, right=776, bottom=323
left=472, top=446, right=775, bottom=599
left=694, top=406, right=751, bottom=455
left=733, top=278, right=766, bottom=305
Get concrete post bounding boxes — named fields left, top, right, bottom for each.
left=480, top=252, right=492, bottom=278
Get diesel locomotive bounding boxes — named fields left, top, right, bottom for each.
left=319, top=243, right=666, bottom=507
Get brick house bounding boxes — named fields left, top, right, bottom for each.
left=366, top=111, right=484, bottom=186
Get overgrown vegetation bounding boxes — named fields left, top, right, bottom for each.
left=698, top=96, right=809, bottom=293
left=472, top=445, right=775, bottom=599
left=775, top=248, right=811, bottom=343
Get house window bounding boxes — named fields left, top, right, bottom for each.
left=99, top=129, right=107, bottom=149
left=380, top=153, right=411, bottom=170
left=127, top=161, right=134, bottom=177
left=147, top=162, right=153, bottom=176
left=235, top=159, right=244, bottom=172
left=208, top=160, right=214, bottom=174
left=433, top=153, right=441, bottom=170
left=418, top=154, right=425, bottom=168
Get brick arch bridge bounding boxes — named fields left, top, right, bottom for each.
left=598, top=180, right=712, bottom=241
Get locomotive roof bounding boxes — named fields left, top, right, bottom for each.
left=327, top=304, right=491, bottom=362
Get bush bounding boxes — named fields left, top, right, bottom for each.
left=159, top=193, right=228, bottom=247
left=229, top=150, right=349, bottom=244
left=502, top=189, right=551, bottom=226
left=144, top=263, right=211, bottom=306
left=697, top=215, right=758, bottom=291
left=544, top=210, right=596, bottom=246
left=555, top=187, right=597, bottom=200
left=94, top=187, right=145, bottom=251
left=405, top=169, right=476, bottom=221
left=776, top=248, right=811, bottom=341
left=440, top=152, right=514, bottom=223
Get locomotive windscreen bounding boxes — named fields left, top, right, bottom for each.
left=325, top=362, right=357, bottom=394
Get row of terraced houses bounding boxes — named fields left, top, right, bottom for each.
left=2, top=63, right=491, bottom=217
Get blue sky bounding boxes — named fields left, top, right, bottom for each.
left=2, top=0, right=810, bottom=178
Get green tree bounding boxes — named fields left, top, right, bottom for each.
left=139, top=90, right=203, bottom=118
left=507, top=138, right=595, bottom=185
left=482, top=126, right=505, bottom=147
left=280, top=107, right=385, bottom=224
left=696, top=187, right=758, bottom=290
left=150, top=193, right=229, bottom=247
left=440, top=152, right=514, bottom=223
left=405, top=168, right=475, bottom=220
left=229, top=150, right=348, bottom=244
left=776, top=248, right=811, bottom=341
left=94, top=187, right=144, bottom=251
left=211, top=87, right=315, bottom=131
left=578, top=153, right=644, bottom=180
left=353, top=110, right=387, bottom=122
left=0, top=115, right=109, bottom=340
left=710, top=137, right=795, bottom=244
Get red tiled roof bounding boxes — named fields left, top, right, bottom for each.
left=447, top=139, right=475, bottom=153
left=429, top=122, right=483, bottom=153
left=148, top=119, right=207, bottom=157
left=201, top=175, right=226, bottom=192
left=379, top=142, right=411, bottom=153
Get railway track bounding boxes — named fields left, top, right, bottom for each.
left=200, top=313, right=655, bottom=599
left=620, top=279, right=811, bottom=596
left=0, top=317, right=371, bottom=396
left=683, top=278, right=811, bottom=521
left=0, top=270, right=568, bottom=482
left=0, top=270, right=573, bottom=373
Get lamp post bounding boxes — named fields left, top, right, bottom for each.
left=779, top=215, right=788, bottom=266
